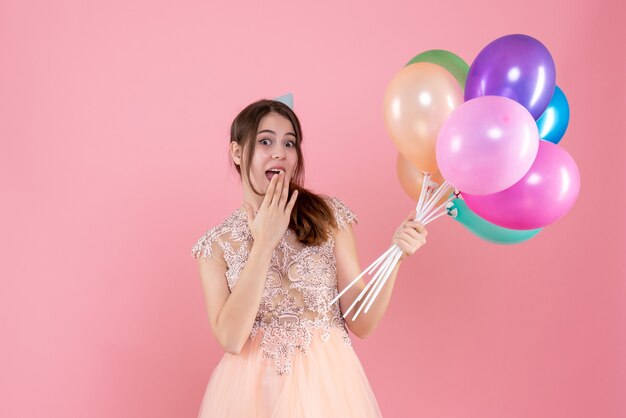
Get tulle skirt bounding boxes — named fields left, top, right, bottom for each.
left=198, top=327, right=382, bottom=417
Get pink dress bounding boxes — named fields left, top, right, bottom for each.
left=191, top=196, right=382, bottom=418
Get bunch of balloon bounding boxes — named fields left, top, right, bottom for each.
left=334, top=39, right=578, bottom=321
left=436, top=34, right=579, bottom=242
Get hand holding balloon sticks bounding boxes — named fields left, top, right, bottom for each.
left=330, top=173, right=454, bottom=320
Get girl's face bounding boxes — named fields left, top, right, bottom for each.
left=245, top=112, right=299, bottom=195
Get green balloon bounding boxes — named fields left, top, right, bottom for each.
left=406, top=50, right=470, bottom=90
left=447, top=199, right=542, bottom=245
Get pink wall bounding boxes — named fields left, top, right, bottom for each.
left=2, top=0, right=625, bottom=417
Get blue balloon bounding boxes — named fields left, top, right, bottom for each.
left=536, top=85, right=570, bottom=144
left=447, top=199, right=542, bottom=245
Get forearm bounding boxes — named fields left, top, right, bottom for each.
left=216, top=243, right=273, bottom=353
left=345, top=259, right=403, bottom=338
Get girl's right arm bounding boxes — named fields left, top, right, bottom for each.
left=197, top=242, right=273, bottom=355
left=196, top=171, right=298, bottom=355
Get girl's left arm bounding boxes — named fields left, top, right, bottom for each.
left=335, top=209, right=426, bottom=339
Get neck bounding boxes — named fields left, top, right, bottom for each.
left=241, top=184, right=264, bottom=211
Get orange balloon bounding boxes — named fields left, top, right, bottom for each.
left=396, top=153, right=449, bottom=207
left=383, top=62, right=464, bottom=173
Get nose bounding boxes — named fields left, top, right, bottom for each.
left=272, top=144, right=286, bottom=159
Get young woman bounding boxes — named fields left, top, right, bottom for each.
left=191, top=99, right=427, bottom=417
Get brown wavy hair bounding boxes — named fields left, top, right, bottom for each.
left=230, top=99, right=337, bottom=246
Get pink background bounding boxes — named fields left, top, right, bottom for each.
left=2, top=0, right=625, bottom=417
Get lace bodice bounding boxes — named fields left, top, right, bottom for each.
left=191, top=196, right=359, bottom=375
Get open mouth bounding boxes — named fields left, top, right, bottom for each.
left=265, top=169, right=285, bottom=181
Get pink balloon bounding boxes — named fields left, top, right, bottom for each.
left=436, top=96, right=539, bottom=195
left=463, top=141, right=580, bottom=230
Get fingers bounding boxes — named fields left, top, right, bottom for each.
left=394, top=219, right=428, bottom=257
left=270, top=172, right=285, bottom=207
left=403, top=220, right=427, bottom=236
left=400, top=230, right=426, bottom=246
left=395, top=233, right=426, bottom=258
left=278, top=173, right=290, bottom=210
left=261, top=172, right=295, bottom=214
left=395, top=237, right=412, bottom=257
left=402, top=227, right=421, bottom=240
left=261, top=171, right=280, bottom=209
left=286, top=188, right=298, bottom=213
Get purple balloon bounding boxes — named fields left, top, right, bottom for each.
left=463, top=141, right=580, bottom=230
left=465, top=34, right=557, bottom=120
left=436, top=96, right=539, bottom=195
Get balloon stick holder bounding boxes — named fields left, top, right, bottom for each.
left=330, top=172, right=456, bottom=320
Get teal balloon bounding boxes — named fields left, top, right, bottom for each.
left=447, top=199, right=542, bottom=244
left=536, top=85, right=570, bottom=144
left=274, top=93, right=294, bottom=109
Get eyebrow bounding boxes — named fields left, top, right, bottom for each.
left=257, top=129, right=296, bottom=138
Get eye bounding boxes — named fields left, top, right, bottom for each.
left=259, top=138, right=271, bottom=145
left=286, top=141, right=296, bottom=147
